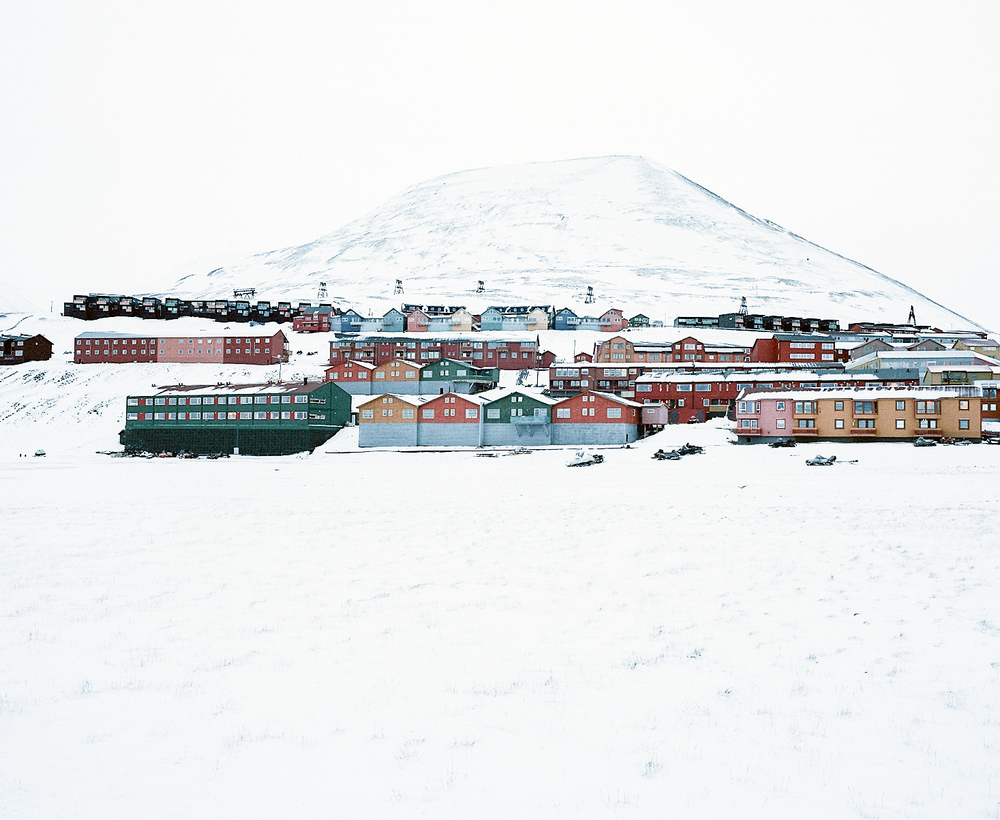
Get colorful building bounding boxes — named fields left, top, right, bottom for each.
left=329, top=334, right=539, bottom=370
left=357, top=395, right=427, bottom=447
left=733, top=387, right=981, bottom=443
left=75, top=330, right=289, bottom=365
left=551, top=391, right=642, bottom=445
left=416, top=393, right=486, bottom=446
left=481, top=391, right=556, bottom=446
left=121, top=379, right=350, bottom=455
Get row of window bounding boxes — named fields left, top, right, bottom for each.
left=738, top=399, right=965, bottom=416
left=128, top=411, right=310, bottom=421
left=81, top=348, right=268, bottom=355
left=80, top=337, right=269, bottom=345
left=740, top=417, right=970, bottom=431
left=360, top=407, right=625, bottom=420
left=128, top=395, right=310, bottom=406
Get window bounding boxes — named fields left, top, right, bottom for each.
left=695, top=384, right=711, bottom=392
left=856, top=419, right=876, bottom=428
left=835, top=419, right=845, bottom=429
left=959, top=399, right=970, bottom=410
left=896, top=419, right=906, bottom=429
left=854, top=401, right=877, bottom=414
left=676, top=384, right=692, bottom=392
left=834, top=401, right=844, bottom=411
left=796, top=418, right=816, bottom=429
left=794, top=401, right=817, bottom=414
left=293, top=412, right=308, bottom=420
left=556, top=408, right=571, bottom=418
left=487, top=408, right=500, bottom=419
left=775, top=401, right=785, bottom=411
left=607, top=407, right=622, bottom=418
left=918, top=418, right=938, bottom=429
left=896, top=400, right=906, bottom=411
left=637, top=383, right=652, bottom=393
left=127, top=398, right=138, bottom=406
left=959, top=418, right=970, bottom=430
left=465, top=408, right=478, bottom=419
left=915, top=400, right=940, bottom=414
left=422, top=409, right=435, bottom=419
left=402, top=409, right=414, bottom=419
left=775, top=418, right=786, bottom=429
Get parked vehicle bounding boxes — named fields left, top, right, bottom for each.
left=567, top=450, right=604, bottom=467
left=806, top=454, right=837, bottom=466
left=913, top=437, right=938, bottom=447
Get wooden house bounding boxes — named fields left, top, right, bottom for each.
left=0, top=334, right=53, bottom=365
left=357, top=395, right=427, bottom=447
left=481, top=390, right=556, bottom=446
left=371, top=359, right=423, bottom=394
left=551, top=391, right=642, bottom=444
left=417, top=393, right=486, bottom=446
left=382, top=308, right=406, bottom=333
left=324, top=360, right=376, bottom=393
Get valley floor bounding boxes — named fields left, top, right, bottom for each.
left=2, top=424, right=1000, bottom=819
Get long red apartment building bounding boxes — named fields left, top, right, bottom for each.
left=74, top=330, right=289, bottom=364
left=329, top=334, right=540, bottom=370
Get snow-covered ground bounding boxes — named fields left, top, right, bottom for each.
left=3, top=416, right=1000, bottom=819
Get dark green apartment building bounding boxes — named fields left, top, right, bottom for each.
left=121, top=380, right=351, bottom=455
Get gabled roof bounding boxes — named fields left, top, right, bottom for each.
left=478, top=388, right=558, bottom=407
left=357, top=393, right=431, bottom=409
left=327, top=359, right=375, bottom=371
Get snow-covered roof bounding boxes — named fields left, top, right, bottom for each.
left=144, top=380, right=327, bottom=397
left=357, top=393, right=431, bottom=407
left=635, top=370, right=873, bottom=384
left=737, top=385, right=979, bottom=402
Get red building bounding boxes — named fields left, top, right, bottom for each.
left=551, top=391, right=642, bottom=444
left=633, top=370, right=897, bottom=423
left=74, top=330, right=289, bottom=364
left=292, top=306, right=335, bottom=333
left=749, top=334, right=846, bottom=364
left=324, top=359, right=375, bottom=386
left=329, top=334, right=539, bottom=370
left=593, top=335, right=749, bottom=364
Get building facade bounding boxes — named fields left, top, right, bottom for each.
left=75, top=331, right=289, bottom=365
left=733, top=387, right=981, bottom=443
left=121, top=379, right=350, bottom=455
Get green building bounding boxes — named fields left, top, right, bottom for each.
left=120, top=380, right=351, bottom=455
left=481, top=390, right=557, bottom=446
left=420, top=358, right=500, bottom=393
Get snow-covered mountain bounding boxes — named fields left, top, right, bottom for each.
left=168, top=156, right=979, bottom=329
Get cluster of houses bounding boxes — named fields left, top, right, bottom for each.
left=64, top=293, right=302, bottom=323
left=355, top=389, right=642, bottom=448
left=293, top=304, right=649, bottom=334
left=1, top=334, right=53, bottom=366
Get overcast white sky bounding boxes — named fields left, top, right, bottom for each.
left=2, top=1, right=998, bottom=325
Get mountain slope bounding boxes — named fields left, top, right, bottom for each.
left=169, top=156, right=978, bottom=329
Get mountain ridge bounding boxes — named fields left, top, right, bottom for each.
left=168, top=156, right=981, bottom=330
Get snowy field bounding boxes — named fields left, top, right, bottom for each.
left=3, top=420, right=1000, bottom=819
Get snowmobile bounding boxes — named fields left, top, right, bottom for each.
left=567, top=450, right=604, bottom=467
